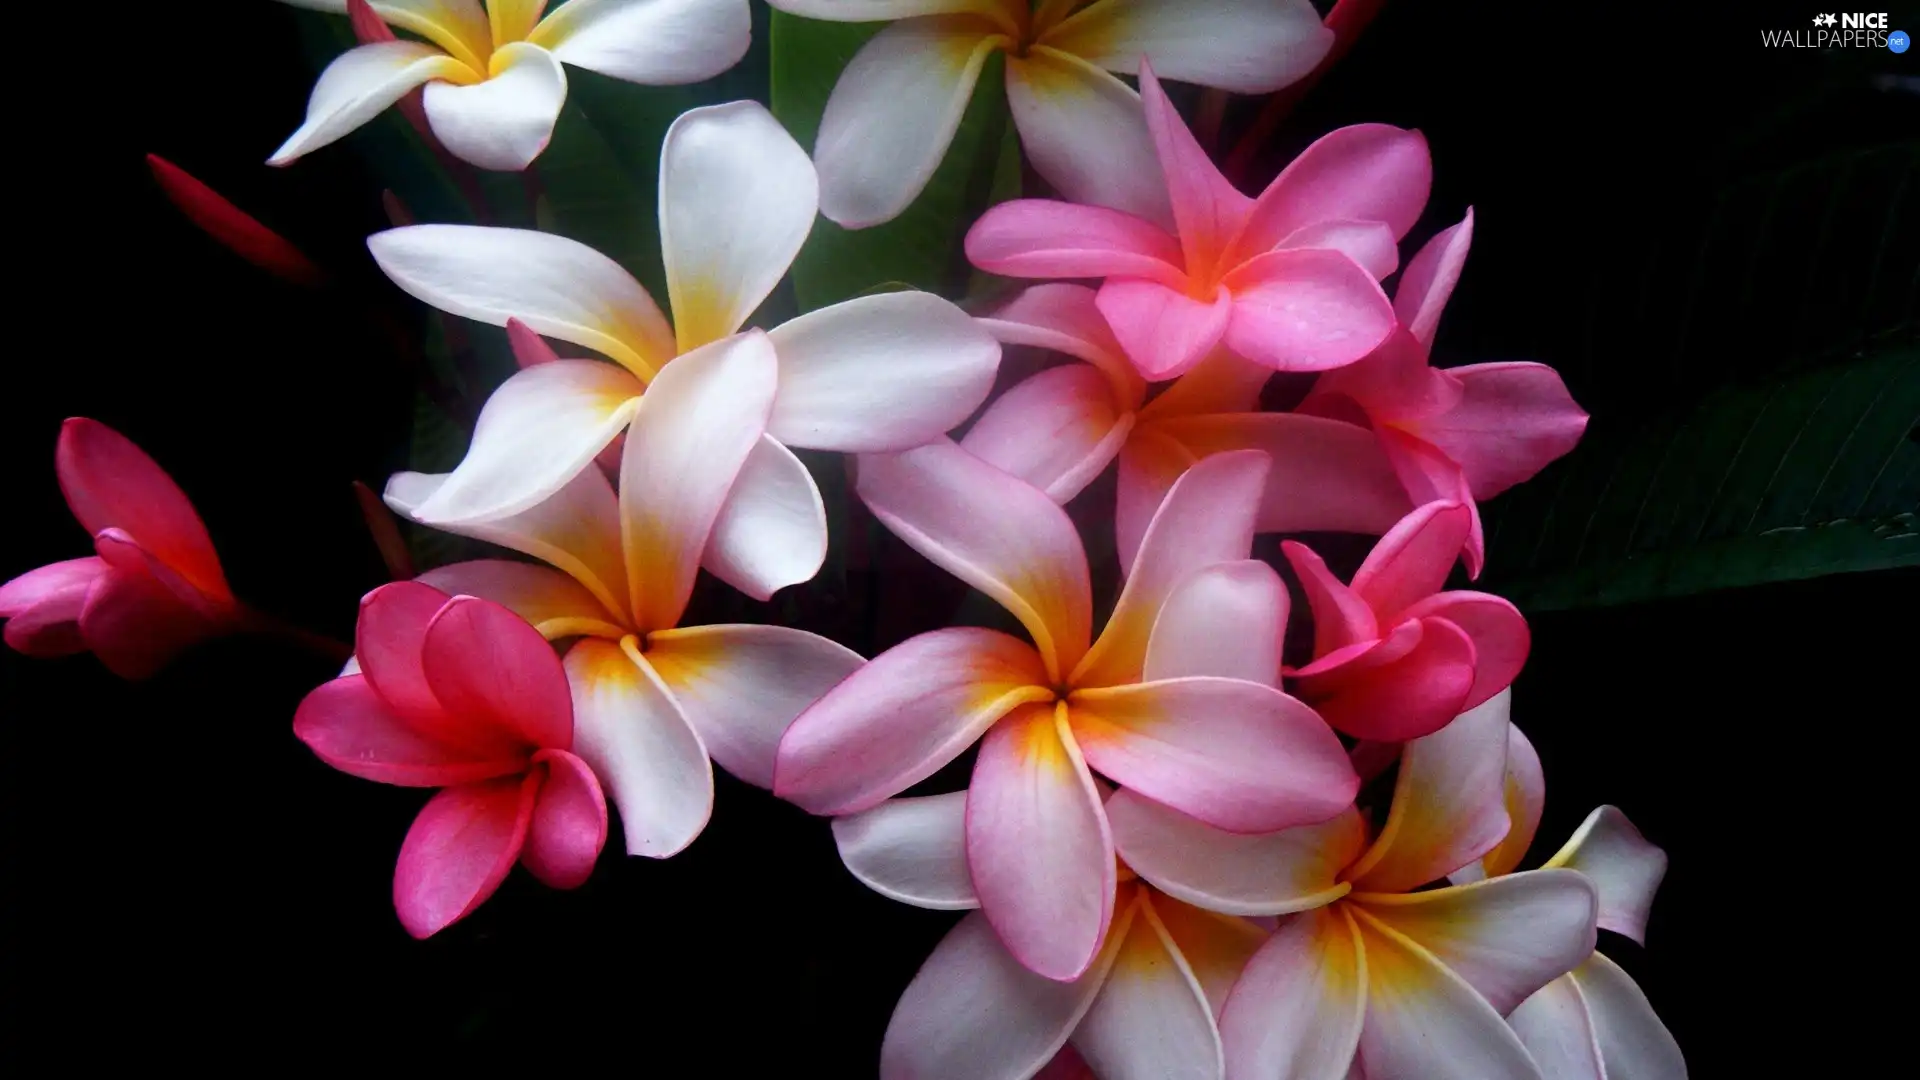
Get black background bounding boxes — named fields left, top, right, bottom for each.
left=4, top=0, right=1915, bottom=1071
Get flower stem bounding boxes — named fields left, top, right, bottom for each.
left=241, top=608, right=353, bottom=665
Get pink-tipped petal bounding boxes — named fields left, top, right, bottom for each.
left=0, top=558, right=103, bottom=656
left=76, top=561, right=211, bottom=680
left=1069, top=892, right=1223, bottom=1080
left=1144, top=561, right=1288, bottom=685
left=1154, top=413, right=1413, bottom=536
left=777, top=628, right=1051, bottom=816
left=146, top=155, right=324, bottom=287
left=1096, top=279, right=1235, bottom=382
left=1113, top=431, right=1196, bottom=573
left=1347, top=909, right=1545, bottom=1080
left=1306, top=331, right=1464, bottom=424
left=966, top=199, right=1186, bottom=286
left=414, top=559, right=627, bottom=641
left=1279, top=540, right=1379, bottom=656
left=1219, top=907, right=1367, bottom=1080
left=1233, top=124, right=1433, bottom=259
left=857, top=439, right=1093, bottom=681
left=393, top=773, right=538, bottom=939
left=1543, top=807, right=1669, bottom=946
left=1350, top=501, right=1473, bottom=622
left=419, top=594, right=574, bottom=750
left=1574, top=953, right=1689, bottom=1080
left=564, top=638, right=713, bottom=858
left=56, top=418, right=230, bottom=604
left=967, top=703, right=1115, bottom=981
left=1393, top=209, right=1474, bottom=345
left=1299, top=615, right=1477, bottom=742
left=1136, top=63, right=1252, bottom=276
left=294, top=674, right=527, bottom=787
left=977, top=283, right=1146, bottom=406
left=1376, top=429, right=1485, bottom=578
left=1399, top=591, right=1529, bottom=708
left=1276, top=219, right=1400, bottom=280
left=521, top=748, right=608, bottom=889
left=1109, top=791, right=1365, bottom=916
left=1070, top=678, right=1358, bottom=833
left=1005, top=47, right=1172, bottom=229
left=833, top=791, right=978, bottom=911
left=1222, top=249, right=1396, bottom=373
left=960, top=365, right=1132, bottom=504
left=1411, top=362, right=1590, bottom=501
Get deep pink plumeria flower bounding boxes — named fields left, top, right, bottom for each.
left=967, top=61, right=1430, bottom=381
left=1283, top=501, right=1530, bottom=742
left=294, top=582, right=608, bottom=939
left=1, top=418, right=242, bottom=679
left=1298, top=210, right=1590, bottom=575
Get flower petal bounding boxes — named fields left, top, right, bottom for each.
left=564, top=638, right=712, bottom=857
left=341, top=1, right=494, bottom=67
left=1348, top=910, right=1544, bottom=1080
left=293, top=674, right=526, bottom=786
left=1393, top=209, right=1473, bottom=345
left=702, top=435, right=830, bottom=600
left=486, top=0, right=547, bottom=44
left=1542, top=807, right=1668, bottom=946
left=765, top=291, right=1002, bottom=452
left=1097, top=279, right=1234, bottom=381
left=393, top=774, right=537, bottom=938
left=621, top=331, right=779, bottom=631
left=1574, top=953, right=1688, bottom=1079
left=960, top=365, right=1132, bottom=503
left=1351, top=501, right=1473, bottom=622
left=421, top=41, right=566, bottom=170
left=146, top=154, right=325, bottom=287
left=1350, top=870, right=1599, bottom=1014
left=1155, top=413, right=1413, bottom=537
left=1109, top=790, right=1365, bottom=916
left=1075, top=449, right=1267, bottom=688
left=1464, top=708, right=1543, bottom=881
left=1042, top=0, right=1332, bottom=93
left=1150, top=895, right=1271, bottom=1017
left=419, top=594, right=574, bottom=749
left=968, top=702, right=1116, bottom=981
left=1069, top=677, right=1358, bottom=833
left=1005, top=47, right=1171, bottom=228
left=775, top=627, right=1051, bottom=815
left=1398, top=591, right=1529, bottom=709
left=529, top=0, right=751, bottom=84
left=367, top=225, right=675, bottom=379
left=1114, top=429, right=1195, bottom=572
left=1299, top=615, right=1479, bottom=743
left=414, top=559, right=627, bottom=640
left=1222, top=249, right=1397, bottom=373
left=1144, top=561, right=1287, bottom=685
left=269, top=41, right=474, bottom=166
left=977, top=283, right=1146, bottom=405
left=857, top=438, right=1093, bottom=681
left=879, top=909, right=1119, bottom=1080
left=1278, top=219, right=1400, bottom=280
left=966, top=199, right=1186, bottom=285
left=1377, top=429, right=1485, bottom=578
left=1345, top=689, right=1513, bottom=893
left=1136, top=63, right=1252, bottom=277
left=1, top=558, right=101, bottom=656
left=1279, top=539, right=1379, bottom=656
left=521, top=747, right=608, bottom=889
left=833, top=791, right=979, bottom=910
left=1305, top=332, right=1464, bottom=425
left=766, top=0, right=1013, bottom=18
left=56, top=418, right=230, bottom=605
left=354, top=580, right=453, bottom=721
left=660, top=101, right=818, bottom=348
left=1410, top=362, right=1590, bottom=501
left=1218, top=906, right=1367, bottom=1080
left=1232, top=125, right=1432, bottom=260
left=643, top=623, right=864, bottom=788
left=1508, top=975, right=1606, bottom=1080
left=1070, top=891, right=1223, bottom=1080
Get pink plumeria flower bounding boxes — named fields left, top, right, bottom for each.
left=768, top=0, right=1332, bottom=229
left=1282, top=500, right=1530, bottom=743
left=964, top=283, right=1414, bottom=568
left=1298, top=210, right=1590, bottom=575
left=271, top=0, right=751, bottom=169
left=383, top=332, right=865, bottom=857
left=833, top=791, right=1269, bottom=1080
left=776, top=444, right=1358, bottom=980
left=295, top=583, right=608, bottom=938
left=1454, top=721, right=1687, bottom=1080
left=1, top=419, right=242, bottom=680
left=368, top=100, right=1002, bottom=599
left=1111, top=690, right=1601, bottom=1080
left=968, top=62, right=1429, bottom=381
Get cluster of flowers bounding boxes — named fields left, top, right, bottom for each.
left=2, top=2, right=1685, bottom=1077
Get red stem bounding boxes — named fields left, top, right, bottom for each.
left=240, top=607, right=354, bottom=664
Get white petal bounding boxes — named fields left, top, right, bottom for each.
left=832, top=791, right=978, bottom=910
left=1108, top=790, right=1365, bottom=916
left=414, top=558, right=628, bottom=640
left=421, top=42, right=566, bottom=171
left=367, top=225, right=675, bottom=379
left=1005, top=47, right=1171, bottom=228
left=531, top=0, right=750, bottom=84
left=1039, top=0, right=1333, bottom=93
left=1576, top=953, right=1688, bottom=1080
left=1352, top=912, right=1545, bottom=1080
left=702, top=436, right=829, bottom=600
left=409, top=359, right=643, bottom=524
left=1071, top=894, right=1222, bottom=1080
left=960, top=365, right=1131, bottom=504
left=1509, top=975, right=1605, bottom=1080
left=1219, top=907, right=1366, bottom=1080
left=564, top=638, right=713, bottom=857
left=766, top=0, right=1015, bottom=19
left=765, top=292, right=1002, bottom=452
left=1543, top=807, right=1669, bottom=946
left=270, top=42, right=472, bottom=166
left=661, top=101, right=819, bottom=350
left=813, top=16, right=1005, bottom=229
left=1143, top=560, right=1287, bottom=685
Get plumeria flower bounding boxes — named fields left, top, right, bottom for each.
left=968, top=63, right=1429, bottom=380
left=271, top=0, right=752, bottom=169
left=833, top=790, right=1269, bottom=1080
left=368, top=100, right=1002, bottom=599
left=1110, top=690, right=1601, bottom=1080
left=776, top=445, right=1358, bottom=980
left=383, top=331, right=865, bottom=857
left=768, top=0, right=1333, bottom=229
left=1, top=419, right=242, bottom=680
left=964, top=283, right=1413, bottom=568
left=1296, top=210, right=1589, bottom=575
left=1282, top=500, right=1529, bottom=743
left=293, top=584, right=608, bottom=937
left=1454, top=721, right=1687, bottom=1079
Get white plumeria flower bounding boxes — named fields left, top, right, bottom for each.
left=367, top=100, right=1004, bottom=600
left=271, top=0, right=753, bottom=169
left=766, top=0, right=1334, bottom=228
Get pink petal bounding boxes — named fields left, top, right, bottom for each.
left=76, top=561, right=213, bottom=680
left=55, top=418, right=231, bottom=605
left=1219, top=907, right=1367, bottom=1080
left=978, top=283, right=1146, bottom=407
left=959, top=365, right=1132, bottom=504
left=293, top=674, right=528, bottom=787
left=1143, top=560, right=1287, bottom=685
left=1409, top=362, right=1590, bottom=501
left=1114, top=431, right=1197, bottom=573
left=1137, top=349, right=1273, bottom=419
left=420, top=594, right=575, bottom=750
left=965, top=199, right=1187, bottom=286
left=1137, top=62, right=1252, bottom=278
left=1377, top=429, right=1485, bottom=578
left=1232, top=124, right=1432, bottom=260
left=857, top=439, right=1093, bottom=681
left=1153, top=413, right=1413, bottom=536
left=92, top=528, right=231, bottom=622
left=1399, top=591, right=1529, bottom=709
left=1070, top=677, right=1358, bottom=833
left=521, top=748, right=608, bottom=890
left=775, top=628, right=1051, bottom=816
left=393, top=774, right=538, bottom=939
left=0, top=558, right=103, bottom=656
left=146, top=154, right=324, bottom=288
left=1222, top=249, right=1396, bottom=372
left=355, top=581, right=458, bottom=728
left=506, top=316, right=562, bottom=368
left=1277, top=219, right=1400, bottom=280
left=1543, top=807, right=1669, bottom=946
left=1350, top=501, right=1472, bottom=622
left=1297, top=616, right=1477, bottom=742
left=1306, top=331, right=1464, bottom=424
left=1109, top=791, right=1366, bottom=916
left=1279, top=539, right=1378, bottom=656
left=967, top=703, right=1116, bottom=981
left=1393, top=209, right=1473, bottom=345
left=1096, top=278, right=1234, bottom=381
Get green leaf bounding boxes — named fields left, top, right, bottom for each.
left=770, top=12, right=1014, bottom=311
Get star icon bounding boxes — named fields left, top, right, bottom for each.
left=1818, top=13, right=1838, bottom=26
